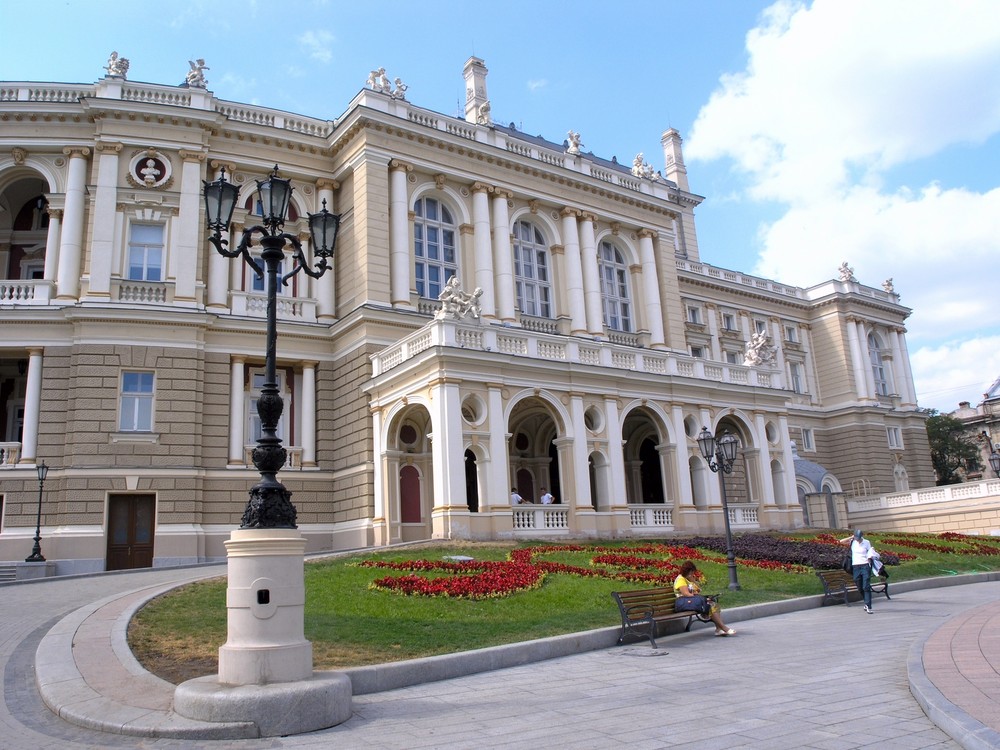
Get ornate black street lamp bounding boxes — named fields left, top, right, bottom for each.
left=697, top=427, right=741, bottom=591
left=203, top=166, right=340, bottom=528
left=25, top=460, right=48, bottom=562
left=981, top=431, right=1000, bottom=478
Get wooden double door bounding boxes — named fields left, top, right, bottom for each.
left=106, top=494, right=155, bottom=570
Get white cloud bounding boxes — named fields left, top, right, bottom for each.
left=527, top=79, right=548, bottom=92
left=686, top=0, right=1000, bottom=412
left=299, top=30, right=335, bottom=64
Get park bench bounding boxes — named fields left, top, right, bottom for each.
left=611, top=587, right=714, bottom=648
left=815, top=569, right=890, bottom=606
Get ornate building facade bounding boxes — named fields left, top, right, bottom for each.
left=0, top=56, right=934, bottom=574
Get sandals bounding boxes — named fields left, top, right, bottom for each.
left=714, top=628, right=736, bottom=636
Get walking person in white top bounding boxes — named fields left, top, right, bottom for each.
left=839, top=529, right=876, bottom=613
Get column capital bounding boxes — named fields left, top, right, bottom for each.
left=316, top=178, right=340, bottom=191
left=63, top=146, right=91, bottom=158
left=471, top=181, right=493, bottom=194
left=94, top=141, right=123, bottom=154
left=580, top=211, right=598, bottom=224
left=389, top=159, right=413, bottom=172
left=209, top=159, right=236, bottom=174
left=178, top=148, right=207, bottom=162
left=493, top=188, right=513, bottom=200
left=549, top=243, right=565, bottom=256
left=46, top=207, right=64, bottom=220
left=459, top=223, right=474, bottom=236
left=638, top=228, right=657, bottom=240
left=560, top=206, right=580, bottom=219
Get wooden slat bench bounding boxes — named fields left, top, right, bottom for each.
left=816, top=569, right=890, bottom=606
left=611, top=587, right=713, bottom=648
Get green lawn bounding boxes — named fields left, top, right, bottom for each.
left=127, top=532, right=1000, bottom=682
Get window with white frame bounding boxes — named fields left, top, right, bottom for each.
left=691, top=346, right=704, bottom=359
left=887, top=426, right=903, bottom=449
left=785, top=325, right=798, bottom=343
left=868, top=333, right=890, bottom=397
left=722, top=312, right=736, bottom=331
left=414, top=196, right=457, bottom=299
left=249, top=253, right=287, bottom=294
left=513, top=220, right=551, bottom=317
left=127, top=224, right=164, bottom=282
left=754, top=319, right=767, bottom=335
left=725, top=350, right=739, bottom=364
left=246, top=369, right=289, bottom=445
left=789, top=361, right=805, bottom=393
left=119, top=371, right=154, bottom=432
left=598, top=240, right=632, bottom=332
left=801, top=428, right=815, bottom=451
left=687, top=305, right=702, bottom=324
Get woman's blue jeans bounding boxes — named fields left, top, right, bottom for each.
left=852, top=563, right=872, bottom=608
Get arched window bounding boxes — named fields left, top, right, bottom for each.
left=413, top=196, right=457, bottom=299
left=599, top=241, right=632, bottom=332
left=867, top=333, right=890, bottom=396
left=513, top=220, right=551, bottom=317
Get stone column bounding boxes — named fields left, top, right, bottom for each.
left=18, top=348, right=44, bottom=465
left=471, top=183, right=496, bottom=319
left=894, top=327, right=917, bottom=405
left=174, top=150, right=206, bottom=304
left=706, top=303, right=722, bottom=360
left=700, top=408, right=721, bottom=506
left=487, top=384, right=509, bottom=509
left=638, top=229, right=665, bottom=348
left=229, top=356, right=246, bottom=465
left=56, top=147, right=90, bottom=300
left=845, top=316, right=869, bottom=400
left=567, top=394, right=592, bottom=509
left=43, top=207, right=62, bottom=281
left=560, top=209, right=586, bottom=335
left=604, top=396, right=627, bottom=508
left=429, top=378, right=466, bottom=510
left=578, top=213, right=603, bottom=337
left=753, top=412, right=775, bottom=504
left=206, top=160, right=233, bottom=310
left=388, top=160, right=412, bottom=307
left=491, top=189, right=515, bottom=322
left=315, top=179, right=338, bottom=322
left=86, top=142, right=121, bottom=300
left=857, top=320, right=877, bottom=399
left=300, top=362, right=317, bottom=468
left=671, top=405, right=694, bottom=506
left=778, top=415, right=797, bottom=507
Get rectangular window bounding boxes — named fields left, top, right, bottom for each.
left=722, top=313, right=736, bottom=331
left=754, top=319, right=767, bottom=335
left=785, top=325, right=798, bottom=343
left=887, top=426, right=903, bottom=449
left=127, top=224, right=164, bottom=282
left=119, top=371, right=154, bottom=432
left=687, top=306, right=702, bottom=324
left=690, top=346, right=704, bottom=359
left=725, top=351, right=739, bottom=364
left=801, top=428, right=815, bottom=451
left=247, top=370, right=287, bottom=444
left=789, top=362, right=804, bottom=393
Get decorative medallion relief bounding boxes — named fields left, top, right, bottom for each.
left=127, top=149, right=173, bottom=189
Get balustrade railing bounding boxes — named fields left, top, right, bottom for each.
left=512, top=505, right=570, bottom=531
left=0, top=443, right=22, bottom=468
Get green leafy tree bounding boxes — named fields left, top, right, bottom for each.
left=925, top=410, right=980, bottom=485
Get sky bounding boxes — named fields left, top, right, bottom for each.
left=3, top=0, right=999, bottom=413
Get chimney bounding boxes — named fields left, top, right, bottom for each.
left=463, top=57, right=490, bottom=125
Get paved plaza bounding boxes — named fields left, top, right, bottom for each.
left=2, top=563, right=999, bottom=749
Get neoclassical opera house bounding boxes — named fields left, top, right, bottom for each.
left=0, top=55, right=933, bottom=574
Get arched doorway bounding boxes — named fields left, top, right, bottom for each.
left=464, top=449, right=479, bottom=512
left=508, top=396, right=563, bottom=505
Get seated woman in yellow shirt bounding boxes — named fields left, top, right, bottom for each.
left=673, top=560, right=736, bottom=636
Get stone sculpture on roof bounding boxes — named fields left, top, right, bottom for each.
left=105, top=52, right=129, bottom=79
left=631, top=153, right=658, bottom=180
left=838, top=261, right=856, bottom=282
left=436, top=276, right=484, bottom=321
left=743, top=330, right=777, bottom=367
left=185, top=59, right=209, bottom=88
left=882, top=278, right=895, bottom=294
left=566, top=131, right=583, bottom=155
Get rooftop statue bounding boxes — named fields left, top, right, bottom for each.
left=390, top=77, right=408, bottom=100
left=882, top=277, right=895, bottom=294
left=436, top=276, right=483, bottom=321
left=105, top=51, right=130, bottom=79
left=631, top=153, right=658, bottom=179
left=838, top=261, right=856, bottom=282
left=185, top=59, right=209, bottom=88
left=566, top=130, right=583, bottom=155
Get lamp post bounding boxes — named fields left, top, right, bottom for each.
left=25, top=460, right=48, bottom=562
left=697, top=427, right=741, bottom=591
left=982, top=431, right=1000, bottom=478
left=203, top=165, right=340, bottom=528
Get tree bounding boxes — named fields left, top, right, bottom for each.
left=924, top=410, right=980, bottom=485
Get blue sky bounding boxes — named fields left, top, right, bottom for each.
left=4, top=0, right=1000, bottom=413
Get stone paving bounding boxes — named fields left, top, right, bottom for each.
left=2, top=565, right=999, bottom=749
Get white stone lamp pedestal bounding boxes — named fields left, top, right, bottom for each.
left=174, top=528, right=352, bottom=737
